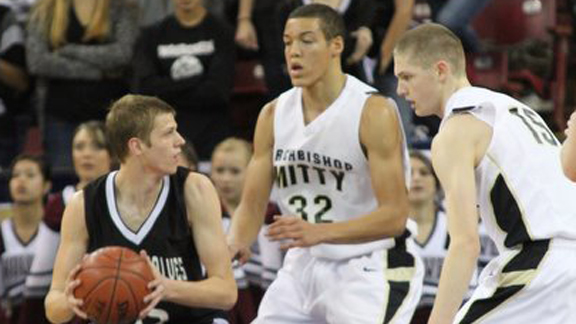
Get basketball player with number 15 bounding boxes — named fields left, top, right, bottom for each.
left=45, top=95, right=237, bottom=324
left=228, top=4, right=423, bottom=323
left=394, top=23, right=576, bottom=323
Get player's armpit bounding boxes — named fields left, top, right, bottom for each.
left=45, top=191, right=89, bottom=324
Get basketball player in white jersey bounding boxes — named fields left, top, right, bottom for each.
left=227, top=4, right=423, bottom=323
left=561, top=111, right=576, bottom=181
left=394, top=23, right=576, bottom=323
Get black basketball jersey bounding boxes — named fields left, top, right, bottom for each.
left=83, top=167, right=218, bottom=324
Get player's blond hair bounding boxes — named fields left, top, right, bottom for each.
left=394, top=23, right=466, bottom=77
left=28, top=0, right=113, bottom=49
left=106, top=95, right=175, bottom=163
left=212, top=138, right=253, bottom=166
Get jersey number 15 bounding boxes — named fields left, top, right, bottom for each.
left=509, top=107, right=558, bottom=146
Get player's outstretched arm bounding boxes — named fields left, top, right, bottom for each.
left=561, top=111, right=576, bottom=181
left=428, top=114, right=488, bottom=324
left=45, top=192, right=89, bottom=324
left=158, top=173, right=237, bottom=310
left=228, top=102, right=276, bottom=262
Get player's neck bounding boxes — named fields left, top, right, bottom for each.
left=410, top=201, right=437, bottom=244
left=301, top=70, right=346, bottom=115
left=175, top=6, right=207, bottom=27
left=115, top=166, right=164, bottom=205
left=12, top=202, right=43, bottom=228
left=410, top=200, right=436, bottom=225
left=222, top=197, right=240, bottom=216
left=439, top=77, right=471, bottom=118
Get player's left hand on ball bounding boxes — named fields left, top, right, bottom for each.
left=266, top=216, right=325, bottom=249
left=139, top=250, right=166, bottom=319
left=64, top=261, right=88, bottom=319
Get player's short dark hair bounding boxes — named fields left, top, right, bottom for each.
left=288, top=3, right=345, bottom=42
left=106, top=95, right=175, bottom=163
left=9, top=154, right=51, bottom=182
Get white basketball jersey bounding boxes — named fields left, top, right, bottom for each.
left=25, top=185, right=74, bottom=298
left=273, top=74, right=410, bottom=260
left=0, top=219, right=54, bottom=305
left=441, top=87, right=576, bottom=252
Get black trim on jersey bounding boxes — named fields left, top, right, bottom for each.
left=459, top=286, right=523, bottom=324
left=388, top=229, right=414, bottom=268
left=415, top=209, right=440, bottom=248
left=452, top=106, right=477, bottom=113
left=458, top=240, right=550, bottom=323
left=490, top=174, right=531, bottom=247
left=383, top=281, right=410, bottom=323
left=502, top=239, right=550, bottom=272
left=10, top=220, right=39, bottom=247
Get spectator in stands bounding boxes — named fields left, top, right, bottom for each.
left=562, top=111, right=576, bottom=181
left=26, top=0, right=138, bottom=170
left=5, top=0, right=38, bottom=25
left=408, top=151, right=497, bottom=324
left=0, top=3, right=29, bottom=170
left=427, top=0, right=492, bottom=53
left=133, top=0, right=236, bottom=160
left=17, top=121, right=113, bottom=324
left=210, top=138, right=282, bottom=324
left=0, top=154, right=52, bottom=324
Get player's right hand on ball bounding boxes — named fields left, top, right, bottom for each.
left=139, top=250, right=166, bottom=319
left=64, top=262, right=88, bottom=319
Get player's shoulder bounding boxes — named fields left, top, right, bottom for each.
left=184, top=172, right=217, bottom=197
left=363, top=93, right=398, bottom=119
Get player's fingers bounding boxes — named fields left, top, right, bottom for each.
left=71, top=305, right=88, bottom=319
left=238, top=249, right=252, bottom=264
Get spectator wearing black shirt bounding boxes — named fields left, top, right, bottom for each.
left=133, top=0, right=236, bottom=160
left=0, top=4, right=29, bottom=169
left=26, top=0, right=138, bottom=171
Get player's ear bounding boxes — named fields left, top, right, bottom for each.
left=330, top=35, right=344, bottom=57
left=436, top=60, right=450, bottom=82
left=127, top=137, right=144, bottom=156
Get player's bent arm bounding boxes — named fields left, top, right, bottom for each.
left=561, top=112, right=576, bottom=181
left=45, top=192, right=89, bottom=324
left=160, top=173, right=237, bottom=310
left=228, top=102, right=276, bottom=249
left=428, top=115, right=487, bottom=324
left=321, top=96, right=409, bottom=244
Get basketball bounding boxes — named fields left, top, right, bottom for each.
left=73, top=246, right=155, bottom=324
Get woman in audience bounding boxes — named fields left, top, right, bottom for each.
left=0, top=155, right=52, bottom=324
left=210, top=138, right=282, bottom=324
left=26, top=0, right=137, bottom=170
left=18, top=121, right=113, bottom=324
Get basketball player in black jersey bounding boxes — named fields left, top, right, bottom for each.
left=45, top=95, right=237, bottom=324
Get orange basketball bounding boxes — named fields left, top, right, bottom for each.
left=73, top=246, right=155, bottom=324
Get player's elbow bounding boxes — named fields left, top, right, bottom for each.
left=45, top=293, right=73, bottom=324
left=389, top=200, right=410, bottom=237
left=218, top=280, right=238, bottom=310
